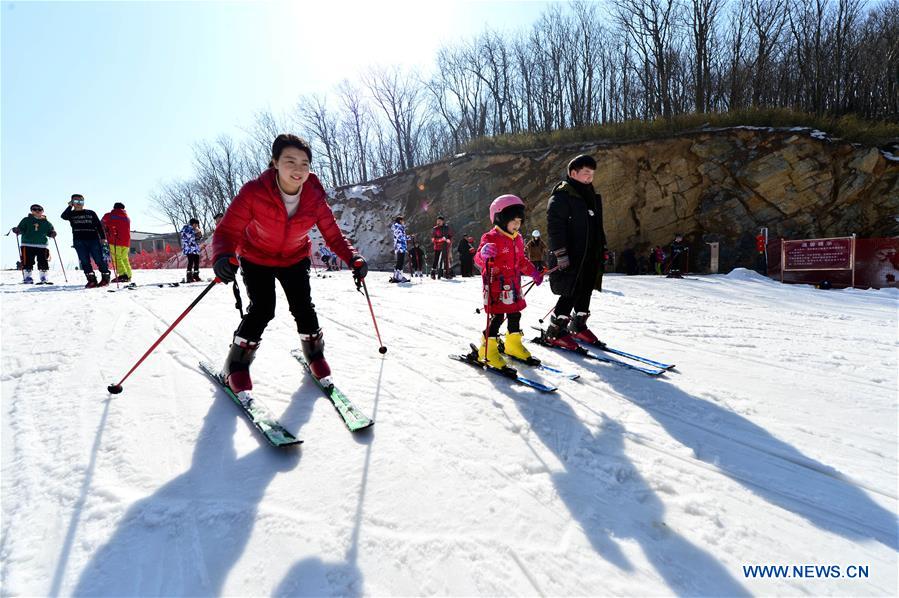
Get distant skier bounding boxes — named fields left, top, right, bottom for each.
left=651, top=245, right=665, bottom=275
left=525, top=229, right=547, bottom=272
left=212, top=134, right=368, bottom=394
left=431, top=215, right=452, bottom=279
left=101, top=202, right=132, bottom=283
left=180, top=218, right=203, bottom=282
left=61, top=194, right=111, bottom=288
left=13, top=204, right=56, bottom=284
left=543, top=154, right=607, bottom=349
left=391, top=216, right=411, bottom=283
left=457, top=234, right=475, bottom=277
left=473, top=194, right=544, bottom=368
left=320, top=245, right=335, bottom=271
left=409, top=239, right=425, bottom=278
left=667, top=233, right=688, bottom=278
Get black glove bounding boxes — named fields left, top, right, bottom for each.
left=11, top=227, right=20, bottom=235
left=213, top=254, right=239, bottom=283
left=351, top=254, right=368, bottom=281
left=48, top=230, right=57, bottom=238
left=554, top=248, right=571, bottom=271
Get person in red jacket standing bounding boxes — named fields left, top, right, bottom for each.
left=211, top=134, right=368, bottom=394
left=430, top=215, right=452, bottom=279
left=101, top=202, right=132, bottom=282
left=473, top=195, right=543, bottom=369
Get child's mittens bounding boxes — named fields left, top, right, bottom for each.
left=480, top=243, right=498, bottom=259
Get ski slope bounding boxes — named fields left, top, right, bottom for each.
left=1, top=268, right=897, bottom=596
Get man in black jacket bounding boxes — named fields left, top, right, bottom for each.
left=61, top=194, right=110, bottom=288
left=667, top=233, right=688, bottom=277
left=456, top=235, right=475, bottom=277
left=544, top=155, right=607, bottom=349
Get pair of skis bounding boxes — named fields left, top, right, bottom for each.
left=200, top=351, right=373, bottom=448
left=449, top=343, right=579, bottom=393
left=107, top=282, right=180, bottom=292
left=530, top=327, right=675, bottom=376
left=451, top=333, right=674, bottom=387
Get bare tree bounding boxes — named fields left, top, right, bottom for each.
left=688, top=0, right=723, bottom=113
left=612, top=0, right=682, bottom=119
left=747, top=0, right=788, bottom=107
left=294, top=94, right=345, bottom=188
left=336, top=79, right=371, bottom=182
left=363, top=66, right=426, bottom=171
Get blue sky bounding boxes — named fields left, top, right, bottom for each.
left=2, top=0, right=555, bottom=269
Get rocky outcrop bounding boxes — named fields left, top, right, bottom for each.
left=330, top=128, right=899, bottom=273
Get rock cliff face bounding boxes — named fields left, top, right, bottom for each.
left=329, top=128, right=899, bottom=273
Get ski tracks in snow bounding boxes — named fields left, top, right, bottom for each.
left=2, top=270, right=897, bottom=596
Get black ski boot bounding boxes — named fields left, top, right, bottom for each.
left=223, top=335, right=260, bottom=393
left=300, top=329, right=330, bottom=380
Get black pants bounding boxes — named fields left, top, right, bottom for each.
left=22, top=246, right=49, bottom=270
left=186, top=254, right=200, bottom=273
left=432, top=248, right=446, bottom=273
left=487, top=311, right=521, bottom=336
left=236, top=258, right=319, bottom=341
left=395, top=251, right=406, bottom=271
left=554, top=259, right=601, bottom=317
left=460, top=256, right=474, bottom=277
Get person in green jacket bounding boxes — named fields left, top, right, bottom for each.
left=12, top=204, right=56, bottom=284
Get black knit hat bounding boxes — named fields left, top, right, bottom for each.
left=494, top=204, right=525, bottom=230
left=114, top=202, right=125, bottom=210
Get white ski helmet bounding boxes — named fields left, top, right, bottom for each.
left=531, top=230, right=541, bottom=237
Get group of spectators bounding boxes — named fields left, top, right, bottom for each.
left=618, top=234, right=690, bottom=277
left=388, top=215, right=553, bottom=283
left=11, top=195, right=229, bottom=287
left=11, top=195, right=132, bottom=287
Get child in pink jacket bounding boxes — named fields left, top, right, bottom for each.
left=473, top=195, right=544, bottom=368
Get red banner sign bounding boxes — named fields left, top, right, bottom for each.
left=767, top=237, right=898, bottom=289
left=783, top=238, right=853, bottom=271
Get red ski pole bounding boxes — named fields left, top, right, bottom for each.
left=482, top=258, right=494, bottom=361
left=107, top=278, right=222, bottom=393
left=522, top=264, right=559, bottom=297
left=354, top=261, right=387, bottom=354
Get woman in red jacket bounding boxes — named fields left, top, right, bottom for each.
left=473, top=195, right=543, bottom=369
left=212, top=134, right=368, bottom=393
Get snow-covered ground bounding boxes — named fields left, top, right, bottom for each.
left=1, top=268, right=896, bottom=597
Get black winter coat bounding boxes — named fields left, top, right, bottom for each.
left=546, top=177, right=606, bottom=296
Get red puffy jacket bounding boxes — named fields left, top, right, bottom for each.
left=432, top=224, right=452, bottom=250
left=101, top=208, right=131, bottom=246
left=213, top=170, right=355, bottom=267
left=474, top=227, right=539, bottom=314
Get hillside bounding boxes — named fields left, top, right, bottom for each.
left=330, top=127, right=899, bottom=273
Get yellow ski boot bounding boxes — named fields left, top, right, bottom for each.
left=477, top=336, right=507, bottom=369
left=503, top=331, right=538, bottom=364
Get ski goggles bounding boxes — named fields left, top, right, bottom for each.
left=30, top=205, right=44, bottom=212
